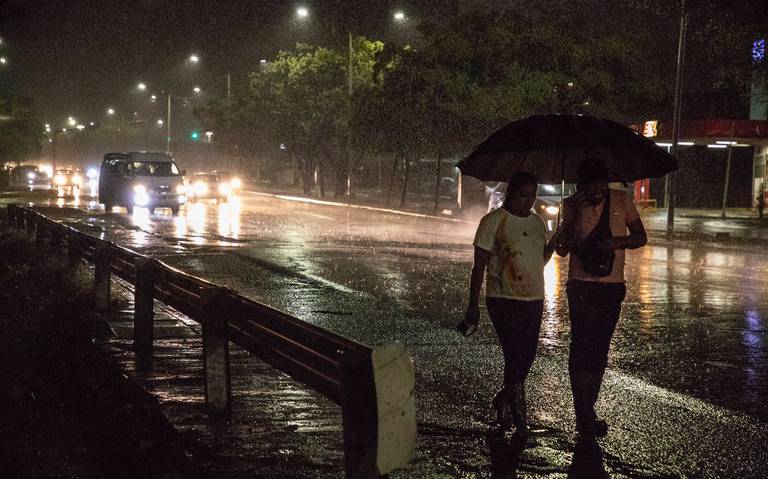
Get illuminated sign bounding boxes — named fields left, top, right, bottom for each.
left=643, top=121, right=658, bottom=138
left=754, top=39, right=765, bottom=63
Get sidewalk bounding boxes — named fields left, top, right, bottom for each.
left=99, top=269, right=676, bottom=478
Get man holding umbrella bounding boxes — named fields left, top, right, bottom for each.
left=556, top=157, right=647, bottom=438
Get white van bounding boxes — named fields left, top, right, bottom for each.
left=98, top=152, right=187, bottom=214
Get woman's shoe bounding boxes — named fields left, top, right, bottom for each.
left=509, top=383, right=530, bottom=438
left=576, top=418, right=608, bottom=438
left=492, top=389, right=512, bottom=430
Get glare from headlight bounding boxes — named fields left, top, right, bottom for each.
left=218, top=182, right=232, bottom=195
left=193, top=182, right=208, bottom=196
left=134, top=191, right=150, bottom=206
left=175, top=184, right=186, bottom=195
left=28, top=172, right=36, bottom=180
left=86, top=168, right=98, bottom=179
left=133, top=184, right=149, bottom=206
left=54, top=174, right=66, bottom=185
left=72, top=174, right=82, bottom=185
left=545, top=205, right=560, bottom=216
left=231, top=177, right=242, bottom=189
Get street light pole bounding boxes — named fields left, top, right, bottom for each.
left=166, top=93, right=172, bottom=154
left=666, top=0, right=688, bottom=236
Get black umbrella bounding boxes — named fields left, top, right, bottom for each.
left=457, top=114, right=677, bottom=184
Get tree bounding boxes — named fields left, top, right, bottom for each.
left=0, top=94, right=42, bottom=164
left=197, top=40, right=383, bottom=197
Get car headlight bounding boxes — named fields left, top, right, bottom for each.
left=544, top=205, right=560, bottom=216
left=193, top=182, right=208, bottom=196
left=176, top=184, right=186, bottom=195
left=72, top=174, right=82, bottom=185
left=218, top=182, right=232, bottom=195
left=133, top=184, right=149, bottom=206
left=230, top=177, right=242, bottom=189
left=28, top=172, right=36, bottom=180
left=54, top=174, right=66, bottom=185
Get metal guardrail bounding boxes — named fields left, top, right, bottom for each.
left=6, top=204, right=416, bottom=478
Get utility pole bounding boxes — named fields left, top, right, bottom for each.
left=666, top=0, right=688, bottom=236
left=346, top=31, right=353, bottom=197
left=720, top=121, right=736, bottom=218
left=227, top=73, right=231, bottom=108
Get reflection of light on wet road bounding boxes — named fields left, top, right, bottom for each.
left=187, top=203, right=207, bottom=245
left=218, top=197, right=242, bottom=238
left=743, top=308, right=764, bottom=405
left=540, top=256, right=562, bottom=348
left=130, top=208, right=151, bottom=247
left=543, top=257, right=560, bottom=311
left=173, top=214, right=187, bottom=237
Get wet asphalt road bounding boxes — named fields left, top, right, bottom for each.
left=11, top=190, right=768, bottom=478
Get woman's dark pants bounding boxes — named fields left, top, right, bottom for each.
left=486, top=297, right=544, bottom=386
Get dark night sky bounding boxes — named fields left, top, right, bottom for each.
left=0, top=0, right=484, bottom=125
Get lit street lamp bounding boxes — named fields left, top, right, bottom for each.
left=0, top=57, right=7, bottom=65
left=189, top=54, right=199, bottom=64
left=296, top=7, right=309, bottom=18
left=107, top=108, right=115, bottom=115
left=137, top=82, right=147, bottom=91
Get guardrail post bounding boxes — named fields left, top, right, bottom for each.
left=33, top=216, right=46, bottom=247
left=49, top=223, right=63, bottom=254
left=340, top=349, right=381, bottom=479
left=67, top=230, right=82, bottom=268
left=201, top=287, right=231, bottom=415
left=93, top=242, right=112, bottom=310
left=134, top=257, right=157, bottom=372
left=7, top=204, right=19, bottom=229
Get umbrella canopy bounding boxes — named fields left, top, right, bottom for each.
left=458, top=114, right=677, bottom=184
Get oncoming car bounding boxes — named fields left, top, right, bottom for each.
left=98, top=152, right=187, bottom=215
left=187, top=172, right=232, bottom=202
left=52, top=168, right=84, bottom=195
left=10, top=165, right=52, bottom=191
left=486, top=182, right=576, bottom=231
left=212, top=170, right=243, bottom=191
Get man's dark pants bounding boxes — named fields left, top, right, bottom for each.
left=566, top=279, right=626, bottom=426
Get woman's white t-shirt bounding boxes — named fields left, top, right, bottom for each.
left=473, top=208, right=546, bottom=300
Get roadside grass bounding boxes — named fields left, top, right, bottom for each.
left=0, top=226, right=94, bottom=332
left=0, top=222, right=199, bottom=479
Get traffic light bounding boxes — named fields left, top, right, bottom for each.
left=190, top=130, right=200, bottom=141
